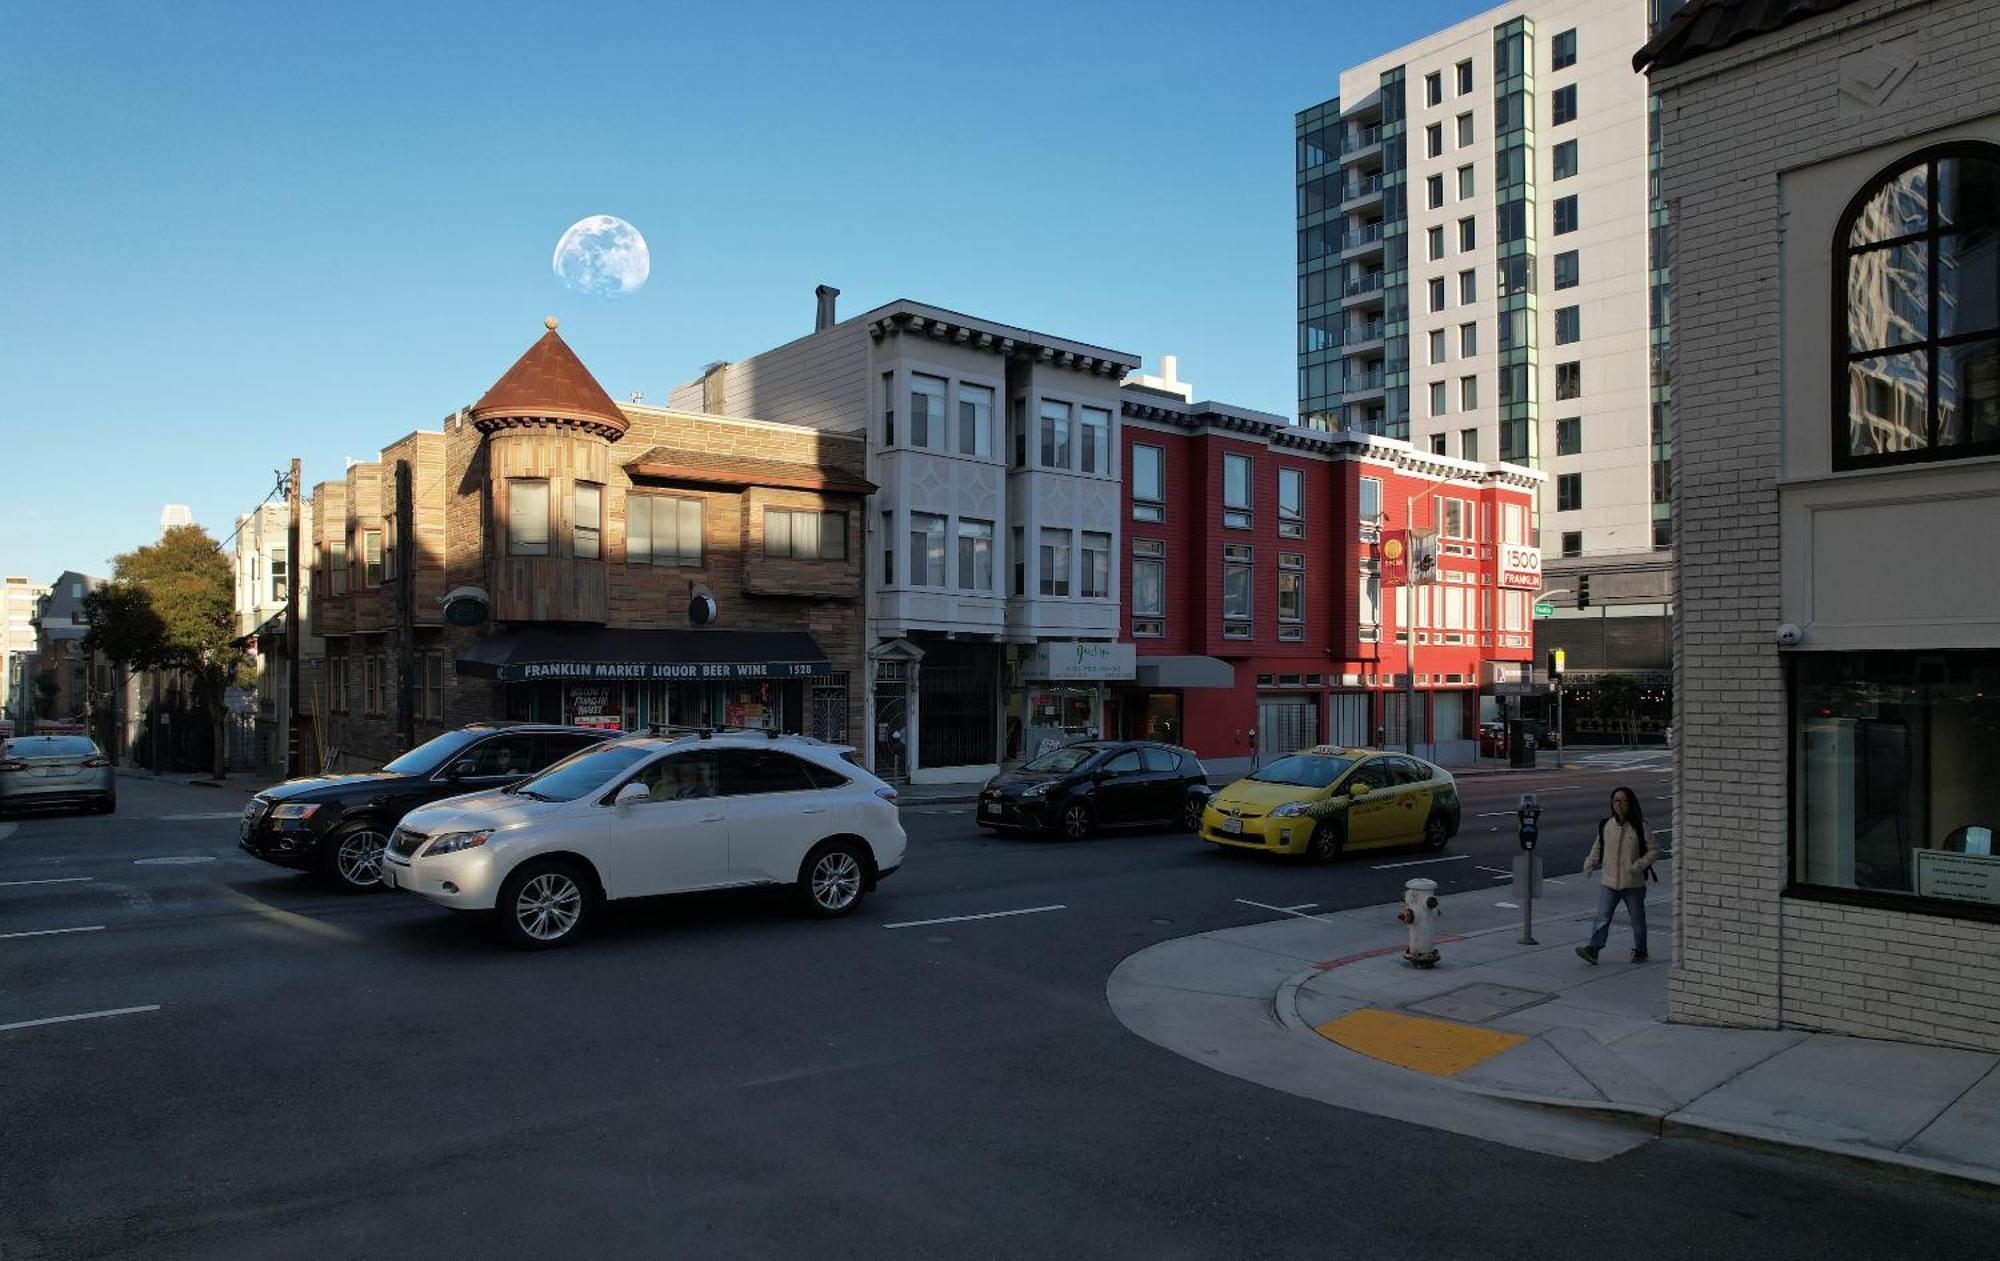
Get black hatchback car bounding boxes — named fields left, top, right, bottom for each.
left=239, top=723, right=615, bottom=891
left=977, top=740, right=1211, bottom=840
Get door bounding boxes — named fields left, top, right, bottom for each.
left=601, top=750, right=729, bottom=896
left=718, top=749, right=844, bottom=884
left=1257, top=695, right=1319, bottom=761
left=1139, top=745, right=1187, bottom=822
left=417, top=731, right=540, bottom=811
left=1089, top=747, right=1147, bottom=824
left=1385, top=756, right=1435, bottom=843
left=1341, top=757, right=1399, bottom=846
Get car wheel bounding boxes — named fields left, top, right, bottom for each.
left=496, top=860, right=594, bottom=949
left=1306, top=820, right=1344, bottom=864
left=1058, top=801, right=1094, bottom=841
left=797, top=840, right=869, bottom=917
left=1422, top=812, right=1450, bottom=851
left=324, top=823, right=390, bottom=893
left=1181, top=795, right=1206, bottom=832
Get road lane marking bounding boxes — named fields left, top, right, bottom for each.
left=218, top=887, right=361, bottom=943
left=0, top=877, right=95, bottom=888
left=1476, top=811, right=1515, bottom=818
left=156, top=812, right=245, bottom=821
left=1495, top=901, right=1519, bottom=909
left=0, top=1005, right=161, bottom=1033
left=0, top=925, right=105, bottom=941
left=1235, top=898, right=1334, bottom=923
left=134, top=856, right=218, bottom=866
left=883, top=904, right=1065, bottom=930
left=1371, top=855, right=1471, bottom=870
left=1278, top=902, right=1318, bottom=912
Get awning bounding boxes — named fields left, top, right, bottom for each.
left=1133, top=655, right=1235, bottom=689
left=456, top=627, right=832, bottom=684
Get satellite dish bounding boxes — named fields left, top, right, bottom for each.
left=688, top=585, right=718, bottom=626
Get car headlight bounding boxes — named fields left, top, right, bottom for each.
left=421, top=830, right=491, bottom=857
left=1022, top=782, right=1054, bottom=797
left=270, top=803, right=320, bottom=820
left=1270, top=801, right=1312, bottom=818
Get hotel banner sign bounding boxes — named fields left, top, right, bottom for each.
left=506, top=660, right=827, bottom=683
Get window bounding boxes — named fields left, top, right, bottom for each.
left=1838, top=144, right=2000, bottom=467
left=327, top=653, right=347, bottom=711
left=1499, top=361, right=1529, bottom=404
left=1460, top=323, right=1478, bottom=357
left=507, top=481, right=548, bottom=558
left=1039, top=400, right=1072, bottom=469
left=1424, top=71, right=1442, bottom=107
left=909, top=513, right=946, bottom=586
left=1554, top=194, right=1579, bottom=234
left=1131, top=538, right=1165, bottom=634
left=364, top=653, right=382, bottom=715
left=363, top=529, right=384, bottom=586
left=1222, top=452, right=1252, bottom=528
left=1359, top=476, right=1382, bottom=523
left=1080, top=532, right=1111, bottom=598
left=1557, top=416, right=1583, bottom=455
left=1428, top=329, right=1448, bottom=364
left=1557, top=360, right=1583, bottom=400
left=958, top=383, right=994, bottom=457
left=1080, top=406, right=1110, bottom=475
left=1038, top=528, right=1071, bottom=596
left=909, top=374, right=945, bottom=448
left=721, top=749, right=830, bottom=796
left=1358, top=564, right=1381, bottom=639
left=1553, top=138, right=1578, bottom=181
left=1459, top=216, right=1476, bottom=251
left=881, top=511, right=894, bottom=584
left=1497, top=201, right=1527, bottom=246
left=1459, top=270, right=1476, bottom=304
left=1457, top=165, right=1474, bottom=200
left=1426, top=173, right=1444, bottom=209
left=1552, top=84, right=1577, bottom=126
left=1439, top=496, right=1470, bottom=538
left=1277, top=552, right=1304, bottom=633
left=270, top=557, right=288, bottom=603
left=574, top=483, right=602, bottom=560
left=1551, top=27, right=1576, bottom=70
left=329, top=539, right=347, bottom=596
left=1428, top=276, right=1447, bottom=312
left=1429, top=434, right=1447, bottom=454
left=1554, top=249, right=1580, bottom=290
left=1426, top=122, right=1443, bottom=158
left=1455, top=59, right=1473, bottom=95
left=1556, top=472, right=1582, bottom=512
left=1010, top=397, right=1027, bottom=467
left=1460, top=376, right=1479, bottom=410
left=765, top=509, right=847, bottom=561
left=1132, top=444, right=1164, bottom=521
left=881, top=371, right=895, bottom=444
left=1012, top=526, right=1025, bottom=595
left=1427, top=224, right=1445, bottom=261
left=1793, top=650, right=2000, bottom=915
left=1555, top=306, right=1581, bottom=345
left=1278, top=467, right=1305, bottom=538
left=1222, top=543, right=1252, bottom=634
left=628, top=495, right=703, bottom=567
left=1429, top=381, right=1449, bottom=416
left=1460, top=427, right=1480, bottom=460
left=1457, top=112, right=1474, bottom=147
left=421, top=650, right=444, bottom=720
left=1560, top=531, right=1582, bottom=558
left=957, top=519, right=994, bottom=591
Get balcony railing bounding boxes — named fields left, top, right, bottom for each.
left=1344, top=370, right=1386, bottom=391
left=1344, top=275, right=1384, bottom=297
left=1347, top=174, right=1384, bottom=198
left=1343, top=322, right=1385, bottom=345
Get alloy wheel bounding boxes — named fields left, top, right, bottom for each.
left=336, top=829, right=389, bottom=888
left=1182, top=797, right=1204, bottom=832
left=810, top=850, right=863, bottom=912
left=516, top=871, right=584, bottom=941
left=1423, top=815, right=1449, bottom=851
left=1062, top=804, right=1092, bottom=841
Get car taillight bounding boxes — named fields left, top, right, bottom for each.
left=0, top=760, right=25, bottom=772
left=874, top=786, right=898, bottom=802
left=82, top=757, right=110, bottom=768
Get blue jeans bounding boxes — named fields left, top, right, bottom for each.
left=1588, top=885, right=1647, bottom=953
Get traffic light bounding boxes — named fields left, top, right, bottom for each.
left=1547, top=648, right=1566, bottom=678
left=1576, top=574, right=1592, bottom=609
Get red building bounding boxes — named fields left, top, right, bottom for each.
left=1116, top=387, right=1542, bottom=772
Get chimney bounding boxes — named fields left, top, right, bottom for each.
left=814, top=284, right=840, bottom=332
left=1160, top=355, right=1180, bottom=389
left=700, top=361, right=730, bottom=414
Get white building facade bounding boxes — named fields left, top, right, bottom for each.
left=1, top=575, right=51, bottom=725
left=232, top=498, right=315, bottom=773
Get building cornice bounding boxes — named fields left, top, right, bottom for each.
left=867, top=304, right=1140, bottom=376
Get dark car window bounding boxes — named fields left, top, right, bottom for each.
left=1345, top=759, right=1393, bottom=792
left=383, top=729, right=487, bottom=776
left=459, top=733, right=539, bottom=778
left=1022, top=744, right=1105, bottom=773
left=4, top=736, right=97, bottom=758
left=720, top=749, right=821, bottom=796
left=1140, top=747, right=1178, bottom=773
left=515, top=743, right=654, bottom=802
left=1101, top=749, right=1143, bottom=775
left=635, top=751, right=721, bottom=800
left=801, top=759, right=850, bottom=790
left=1388, top=757, right=1430, bottom=785
left=1250, top=752, right=1356, bottom=789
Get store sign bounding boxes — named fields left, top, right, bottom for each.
left=568, top=685, right=622, bottom=730
left=1499, top=543, right=1542, bottom=591
left=1022, top=642, right=1136, bottom=681
left=1914, top=848, right=2000, bottom=906
left=508, top=660, right=825, bottom=682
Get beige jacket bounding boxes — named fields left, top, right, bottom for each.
left=1583, top=818, right=1655, bottom=890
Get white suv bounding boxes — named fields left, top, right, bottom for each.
left=381, top=732, right=906, bottom=948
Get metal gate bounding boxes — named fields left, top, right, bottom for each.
left=918, top=664, right=996, bottom=768
left=872, top=662, right=910, bottom=781
left=809, top=674, right=848, bottom=744
left=1328, top=693, right=1370, bottom=747
left=1256, top=695, right=1318, bottom=760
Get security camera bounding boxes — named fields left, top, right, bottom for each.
left=1776, top=623, right=1804, bottom=647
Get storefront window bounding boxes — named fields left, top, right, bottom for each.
left=1793, top=650, right=2000, bottom=913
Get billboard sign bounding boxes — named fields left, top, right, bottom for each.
left=1498, top=543, right=1542, bottom=591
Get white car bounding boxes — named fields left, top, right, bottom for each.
left=380, top=732, right=907, bottom=948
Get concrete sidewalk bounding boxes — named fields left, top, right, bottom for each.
left=1108, top=860, right=2000, bottom=1189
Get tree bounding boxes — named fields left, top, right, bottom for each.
left=1589, top=673, right=1645, bottom=746
left=85, top=525, right=247, bottom=778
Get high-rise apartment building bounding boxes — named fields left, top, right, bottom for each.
left=2, top=575, right=51, bottom=724
left=1296, top=1, right=1675, bottom=740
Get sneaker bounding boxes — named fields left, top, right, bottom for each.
left=1575, top=945, right=1599, bottom=965
left=1631, top=950, right=1649, bottom=963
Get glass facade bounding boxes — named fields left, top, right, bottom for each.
left=1493, top=17, right=1538, bottom=466
left=1295, top=97, right=1345, bottom=429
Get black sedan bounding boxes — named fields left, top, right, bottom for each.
left=238, top=723, right=614, bottom=891
left=977, top=740, right=1211, bottom=840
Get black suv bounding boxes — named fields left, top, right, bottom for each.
left=239, top=723, right=615, bottom=891
left=977, top=740, right=1211, bottom=840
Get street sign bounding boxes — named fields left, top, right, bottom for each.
left=1534, top=601, right=1555, bottom=618
left=1493, top=681, right=1548, bottom=697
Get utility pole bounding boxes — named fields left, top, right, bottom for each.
left=285, top=458, right=302, bottom=777
left=393, top=458, right=416, bottom=752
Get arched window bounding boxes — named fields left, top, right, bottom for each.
left=1836, top=142, right=2000, bottom=469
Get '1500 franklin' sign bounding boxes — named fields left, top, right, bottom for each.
left=508, top=661, right=825, bottom=682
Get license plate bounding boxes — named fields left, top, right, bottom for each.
left=37, top=767, right=72, bottom=778
left=1222, top=817, right=1243, bottom=835
left=240, top=818, right=251, bottom=841
left=381, top=866, right=397, bottom=890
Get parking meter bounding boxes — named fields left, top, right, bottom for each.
left=1517, top=793, right=1541, bottom=850
left=1514, top=793, right=1544, bottom=944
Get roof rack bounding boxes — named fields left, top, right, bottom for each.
left=640, top=723, right=796, bottom=741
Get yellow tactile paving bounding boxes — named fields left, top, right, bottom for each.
left=1315, top=1007, right=1528, bottom=1077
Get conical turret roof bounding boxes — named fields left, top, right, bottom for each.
left=469, top=317, right=629, bottom=437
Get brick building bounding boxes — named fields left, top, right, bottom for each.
left=1118, top=374, right=1543, bottom=775
left=1642, top=0, right=2000, bottom=1049
left=306, top=319, right=871, bottom=767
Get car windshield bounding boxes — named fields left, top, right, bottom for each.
left=380, top=729, right=488, bottom=776
left=1248, top=753, right=1357, bottom=789
left=1022, top=745, right=1104, bottom=773
left=509, top=742, right=654, bottom=803
left=3, top=736, right=97, bottom=758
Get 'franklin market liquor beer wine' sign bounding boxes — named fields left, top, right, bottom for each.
left=510, top=661, right=824, bottom=682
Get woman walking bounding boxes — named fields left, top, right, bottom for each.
left=1576, top=786, right=1656, bottom=964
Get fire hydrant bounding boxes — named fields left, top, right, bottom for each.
left=1398, top=877, right=1442, bottom=968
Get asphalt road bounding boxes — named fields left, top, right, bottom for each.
left=3, top=759, right=1996, bottom=1259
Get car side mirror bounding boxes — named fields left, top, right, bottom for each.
left=447, top=759, right=476, bottom=780
left=613, top=782, right=650, bottom=807
left=1349, top=781, right=1371, bottom=798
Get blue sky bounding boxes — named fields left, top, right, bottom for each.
left=0, top=0, right=1487, bottom=581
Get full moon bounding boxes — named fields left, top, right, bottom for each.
left=551, top=215, right=650, bottom=298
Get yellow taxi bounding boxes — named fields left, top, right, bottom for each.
left=1199, top=746, right=1461, bottom=862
